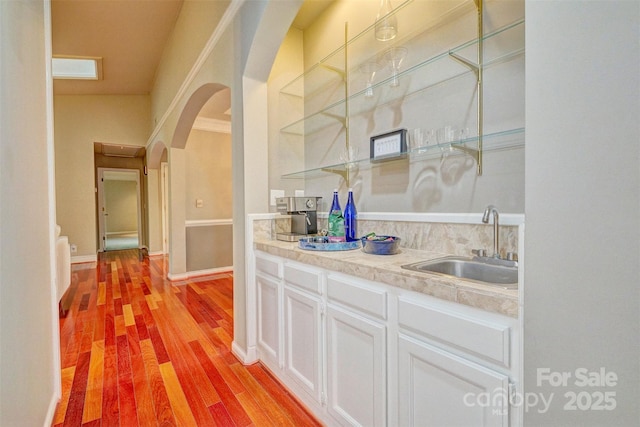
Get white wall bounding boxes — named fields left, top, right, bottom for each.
left=524, top=1, right=640, bottom=424
left=0, top=0, right=59, bottom=424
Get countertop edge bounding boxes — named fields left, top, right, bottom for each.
left=254, top=239, right=519, bottom=319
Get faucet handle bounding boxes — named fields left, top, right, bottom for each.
left=472, top=248, right=487, bottom=258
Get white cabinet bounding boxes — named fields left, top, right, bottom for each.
left=326, top=273, right=388, bottom=427
left=398, top=334, right=509, bottom=427
left=253, top=251, right=520, bottom=426
left=255, top=253, right=283, bottom=369
left=283, top=262, right=323, bottom=404
left=396, top=294, right=518, bottom=427
left=326, top=305, right=386, bottom=427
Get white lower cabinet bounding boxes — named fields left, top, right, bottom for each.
left=284, top=285, right=322, bottom=403
left=253, top=251, right=520, bottom=427
left=326, top=273, right=388, bottom=426
left=255, top=254, right=282, bottom=369
left=398, top=333, right=510, bottom=427
left=326, top=305, right=386, bottom=427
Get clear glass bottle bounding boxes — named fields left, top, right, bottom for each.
left=344, top=188, right=358, bottom=242
left=375, top=0, right=398, bottom=41
left=328, top=189, right=345, bottom=242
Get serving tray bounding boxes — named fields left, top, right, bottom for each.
left=298, top=236, right=362, bottom=251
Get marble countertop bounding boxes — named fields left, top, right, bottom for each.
left=254, top=239, right=519, bottom=318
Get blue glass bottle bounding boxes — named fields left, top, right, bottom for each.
left=328, top=189, right=345, bottom=242
left=344, top=188, right=358, bottom=241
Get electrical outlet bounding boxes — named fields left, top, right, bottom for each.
left=70, top=244, right=77, bottom=254
left=270, top=189, right=284, bottom=206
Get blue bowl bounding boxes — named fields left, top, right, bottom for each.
left=361, top=235, right=401, bottom=255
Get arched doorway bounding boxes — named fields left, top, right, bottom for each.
left=167, top=83, right=232, bottom=278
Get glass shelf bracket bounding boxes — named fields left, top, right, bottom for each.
left=448, top=0, right=483, bottom=175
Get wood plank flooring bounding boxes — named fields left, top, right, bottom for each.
left=53, top=249, right=321, bottom=427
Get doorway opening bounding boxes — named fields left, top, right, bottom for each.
left=97, top=168, right=143, bottom=251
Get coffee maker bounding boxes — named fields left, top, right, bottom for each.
left=275, top=196, right=322, bottom=242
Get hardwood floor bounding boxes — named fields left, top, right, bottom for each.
left=53, top=249, right=321, bottom=427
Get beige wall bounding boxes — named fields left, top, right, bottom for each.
left=104, top=180, right=138, bottom=233
left=185, top=129, right=232, bottom=220
left=147, top=0, right=299, bottom=352
left=151, top=0, right=231, bottom=130
left=269, top=0, right=525, bottom=214
left=54, top=95, right=150, bottom=256
left=0, top=0, right=58, bottom=424
left=146, top=168, right=163, bottom=254
left=267, top=27, right=304, bottom=206
left=168, top=147, right=187, bottom=275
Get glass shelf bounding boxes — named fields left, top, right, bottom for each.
left=279, top=18, right=524, bottom=136
left=281, top=128, right=525, bottom=180
left=278, top=0, right=524, bottom=182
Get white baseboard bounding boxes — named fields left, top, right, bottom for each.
left=148, top=251, right=165, bottom=257
left=168, top=266, right=233, bottom=282
left=232, top=341, right=258, bottom=365
left=187, top=266, right=233, bottom=278
left=71, top=254, right=97, bottom=264
left=167, top=272, right=189, bottom=281
left=105, top=231, right=137, bottom=236
left=43, top=392, right=59, bottom=427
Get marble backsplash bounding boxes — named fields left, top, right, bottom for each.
left=253, top=216, right=518, bottom=258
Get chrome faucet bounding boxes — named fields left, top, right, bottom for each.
left=482, top=205, right=500, bottom=258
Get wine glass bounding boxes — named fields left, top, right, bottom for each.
left=383, top=46, right=408, bottom=87
left=359, top=60, right=383, bottom=98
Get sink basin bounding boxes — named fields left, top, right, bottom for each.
left=401, top=256, right=518, bottom=289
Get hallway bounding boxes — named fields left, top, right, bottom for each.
left=53, top=250, right=320, bottom=426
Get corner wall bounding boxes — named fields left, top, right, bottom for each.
left=524, top=1, right=640, bottom=423
left=0, top=0, right=58, bottom=424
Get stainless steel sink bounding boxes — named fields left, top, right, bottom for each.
left=401, top=256, right=518, bottom=289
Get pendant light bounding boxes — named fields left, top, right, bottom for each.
left=375, top=0, right=397, bottom=41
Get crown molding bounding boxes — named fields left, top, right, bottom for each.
left=192, top=117, right=232, bottom=134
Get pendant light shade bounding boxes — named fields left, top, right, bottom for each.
left=375, top=0, right=397, bottom=41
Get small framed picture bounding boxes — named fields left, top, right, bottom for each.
left=370, top=129, right=408, bottom=162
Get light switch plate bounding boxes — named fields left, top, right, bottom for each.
left=295, top=189, right=305, bottom=197
left=196, top=199, right=204, bottom=208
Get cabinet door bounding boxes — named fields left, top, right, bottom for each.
left=256, top=273, right=281, bottom=368
left=327, top=305, right=386, bottom=427
left=284, top=286, right=322, bottom=403
left=398, top=334, right=509, bottom=427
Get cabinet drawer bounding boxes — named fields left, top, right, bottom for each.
left=284, top=263, right=322, bottom=295
left=398, top=296, right=510, bottom=367
left=255, top=253, right=281, bottom=279
left=327, top=274, right=387, bottom=320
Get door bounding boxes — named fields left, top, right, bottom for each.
left=326, top=305, right=386, bottom=427
left=398, top=334, right=510, bottom=427
left=97, top=168, right=142, bottom=251
left=256, top=272, right=282, bottom=369
left=284, top=285, right=322, bottom=404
